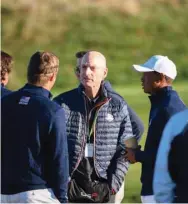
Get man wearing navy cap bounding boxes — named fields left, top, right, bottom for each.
left=125, top=55, right=187, bottom=203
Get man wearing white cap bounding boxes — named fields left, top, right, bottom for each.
left=125, top=55, right=186, bottom=203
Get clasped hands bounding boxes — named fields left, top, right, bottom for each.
left=124, top=145, right=141, bottom=164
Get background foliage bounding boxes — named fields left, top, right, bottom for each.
left=2, top=0, right=188, bottom=90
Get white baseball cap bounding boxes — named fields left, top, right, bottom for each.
left=133, top=55, right=177, bottom=80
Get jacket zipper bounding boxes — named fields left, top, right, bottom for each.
left=92, top=98, right=111, bottom=177
left=71, top=96, right=111, bottom=178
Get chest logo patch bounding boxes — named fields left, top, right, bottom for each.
left=106, top=113, right=114, bottom=122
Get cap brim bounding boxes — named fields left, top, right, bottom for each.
left=133, top=65, right=154, bottom=72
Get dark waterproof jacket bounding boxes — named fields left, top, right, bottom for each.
left=1, top=84, right=69, bottom=203
left=169, top=122, right=188, bottom=203
left=135, top=86, right=186, bottom=196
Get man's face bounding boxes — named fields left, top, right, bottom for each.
left=80, top=54, right=107, bottom=89
left=1, top=72, right=9, bottom=85
left=141, top=72, right=159, bottom=94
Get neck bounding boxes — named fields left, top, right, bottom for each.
left=1, top=79, right=8, bottom=86
left=29, top=82, right=51, bottom=91
left=151, top=84, right=171, bottom=94
left=85, top=85, right=101, bottom=99
left=42, top=84, right=52, bottom=91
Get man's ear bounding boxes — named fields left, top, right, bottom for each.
left=103, top=67, right=108, bottom=79
left=2, top=73, right=9, bottom=86
left=159, top=73, right=166, bottom=84
left=49, top=73, right=55, bottom=81
left=154, top=73, right=165, bottom=86
left=75, top=72, right=80, bottom=80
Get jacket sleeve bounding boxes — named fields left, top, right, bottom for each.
left=169, top=130, right=188, bottom=203
left=135, top=108, right=168, bottom=163
left=153, top=117, right=176, bottom=203
left=49, top=108, right=69, bottom=203
left=127, top=106, right=144, bottom=142
left=154, top=111, right=188, bottom=203
left=108, top=104, right=135, bottom=193
left=135, top=106, right=185, bottom=163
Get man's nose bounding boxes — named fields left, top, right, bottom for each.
left=85, top=67, right=92, bottom=75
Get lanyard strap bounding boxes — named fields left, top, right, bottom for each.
left=89, top=110, right=98, bottom=138
left=87, top=97, right=110, bottom=142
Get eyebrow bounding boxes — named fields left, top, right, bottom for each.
left=82, top=64, right=96, bottom=68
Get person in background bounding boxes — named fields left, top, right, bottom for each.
left=75, top=50, right=87, bottom=80
left=74, top=50, right=144, bottom=203
left=154, top=109, right=188, bottom=203
left=1, top=51, right=69, bottom=203
left=1, top=51, right=14, bottom=97
left=54, top=51, right=141, bottom=203
left=125, top=55, right=186, bottom=203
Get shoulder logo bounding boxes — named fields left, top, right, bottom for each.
left=19, top=96, right=30, bottom=105
left=106, top=113, right=114, bottom=122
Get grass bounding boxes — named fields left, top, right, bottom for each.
left=53, top=81, right=187, bottom=203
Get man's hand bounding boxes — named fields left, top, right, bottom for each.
left=124, top=148, right=137, bottom=164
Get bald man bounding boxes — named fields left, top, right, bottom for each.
left=54, top=51, right=139, bottom=203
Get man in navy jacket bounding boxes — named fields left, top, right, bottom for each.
left=1, top=51, right=13, bottom=97
left=154, top=109, right=188, bottom=203
left=125, top=55, right=186, bottom=203
left=1, top=51, right=69, bottom=203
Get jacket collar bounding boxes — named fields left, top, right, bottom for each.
left=149, top=86, right=172, bottom=104
left=20, top=83, right=52, bottom=99
left=78, top=81, right=108, bottom=98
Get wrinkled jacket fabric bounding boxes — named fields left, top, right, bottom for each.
left=54, top=84, right=136, bottom=192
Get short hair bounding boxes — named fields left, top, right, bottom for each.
left=75, top=51, right=87, bottom=59
left=0, top=51, right=13, bottom=81
left=27, top=51, right=59, bottom=85
left=75, top=51, right=87, bottom=73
